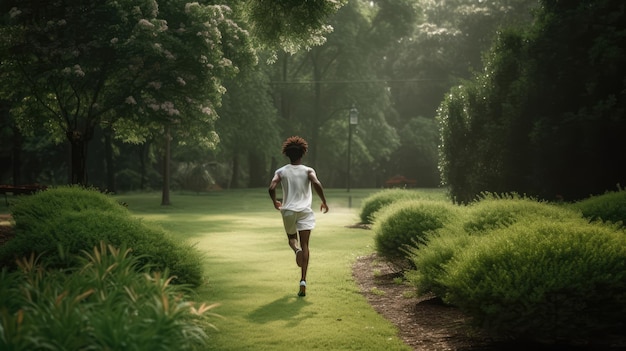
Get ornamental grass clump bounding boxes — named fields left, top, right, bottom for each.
left=405, top=194, right=583, bottom=298
left=358, top=189, right=420, bottom=224
left=372, top=199, right=460, bottom=267
left=0, top=186, right=205, bottom=286
left=440, top=219, right=626, bottom=344
left=569, top=188, right=626, bottom=227
left=0, top=242, right=217, bottom=351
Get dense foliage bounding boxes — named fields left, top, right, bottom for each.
left=400, top=192, right=626, bottom=345
left=0, top=186, right=205, bottom=286
left=372, top=199, right=459, bottom=266
left=405, top=194, right=583, bottom=297
left=438, top=0, right=626, bottom=203
left=569, top=188, right=626, bottom=226
left=358, top=188, right=421, bottom=224
left=0, top=0, right=343, bottom=187
left=0, top=242, right=216, bottom=350
left=442, top=220, right=626, bottom=343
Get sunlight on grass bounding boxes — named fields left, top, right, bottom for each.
left=114, top=188, right=445, bottom=351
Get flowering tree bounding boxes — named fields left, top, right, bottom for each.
left=0, top=0, right=343, bottom=185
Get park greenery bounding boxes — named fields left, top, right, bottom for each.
left=0, top=186, right=205, bottom=286
left=438, top=0, right=626, bottom=203
left=2, top=186, right=626, bottom=348
left=362, top=188, right=626, bottom=345
left=0, top=187, right=415, bottom=351
left=2, top=1, right=622, bottom=204
left=0, top=0, right=625, bottom=349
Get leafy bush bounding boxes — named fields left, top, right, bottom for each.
left=0, top=186, right=205, bottom=286
left=0, top=243, right=217, bottom=351
left=373, top=199, right=459, bottom=266
left=462, top=193, right=581, bottom=234
left=569, top=188, right=626, bottom=226
left=406, top=195, right=583, bottom=297
left=440, top=219, right=626, bottom=343
left=10, top=185, right=128, bottom=233
left=359, top=189, right=421, bottom=224
left=404, top=218, right=472, bottom=297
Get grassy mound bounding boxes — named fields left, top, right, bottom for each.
left=0, top=186, right=204, bottom=286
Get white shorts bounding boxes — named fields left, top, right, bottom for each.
left=281, top=209, right=315, bottom=235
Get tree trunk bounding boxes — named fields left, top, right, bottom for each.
left=11, top=124, right=23, bottom=185
left=248, top=150, right=267, bottom=187
left=309, top=50, right=323, bottom=168
left=67, top=129, right=90, bottom=185
left=230, top=153, right=240, bottom=189
left=104, top=130, right=116, bottom=192
left=139, top=143, right=147, bottom=190
left=161, top=125, right=171, bottom=206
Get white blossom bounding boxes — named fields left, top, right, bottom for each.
left=73, top=65, right=85, bottom=77
left=185, top=2, right=200, bottom=13
left=201, top=106, right=213, bottom=116
left=110, top=37, right=119, bottom=44
left=9, top=7, right=21, bottom=18
left=161, top=101, right=180, bottom=116
left=125, top=96, right=137, bottom=105
left=176, top=77, right=186, bottom=86
left=148, top=81, right=162, bottom=90
left=219, top=58, right=232, bottom=67
left=138, top=19, right=154, bottom=28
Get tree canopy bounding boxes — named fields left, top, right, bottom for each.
left=438, top=0, right=626, bottom=202
left=0, top=0, right=344, bottom=185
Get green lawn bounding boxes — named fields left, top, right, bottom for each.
left=111, top=188, right=444, bottom=350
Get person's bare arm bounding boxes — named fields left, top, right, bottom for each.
left=308, top=169, right=328, bottom=213
left=268, top=173, right=282, bottom=210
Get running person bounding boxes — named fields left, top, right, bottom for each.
left=268, top=136, right=329, bottom=297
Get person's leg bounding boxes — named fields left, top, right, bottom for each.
left=298, top=229, right=311, bottom=287
left=287, top=233, right=304, bottom=267
left=287, top=233, right=299, bottom=252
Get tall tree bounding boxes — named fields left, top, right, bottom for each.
left=438, top=0, right=626, bottom=202
left=0, top=0, right=344, bottom=187
left=216, top=63, right=281, bottom=188
left=0, top=1, right=252, bottom=185
left=270, top=0, right=417, bottom=187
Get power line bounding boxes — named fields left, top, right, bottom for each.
left=268, top=78, right=442, bottom=85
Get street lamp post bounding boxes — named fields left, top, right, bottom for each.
left=347, top=105, right=358, bottom=207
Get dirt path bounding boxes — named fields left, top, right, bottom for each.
left=350, top=253, right=626, bottom=351
left=352, top=253, right=497, bottom=351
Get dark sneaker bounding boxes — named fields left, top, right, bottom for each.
left=298, top=280, right=306, bottom=297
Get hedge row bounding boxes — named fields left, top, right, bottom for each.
left=363, top=189, right=626, bottom=345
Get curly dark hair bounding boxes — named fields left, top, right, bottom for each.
left=282, top=136, right=308, bottom=162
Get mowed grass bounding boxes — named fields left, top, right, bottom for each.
left=114, top=188, right=446, bottom=351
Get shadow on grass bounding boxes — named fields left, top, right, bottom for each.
left=247, top=294, right=315, bottom=326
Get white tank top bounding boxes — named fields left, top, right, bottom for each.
left=275, top=164, right=313, bottom=212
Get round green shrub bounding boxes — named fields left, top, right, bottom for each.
left=464, top=193, right=582, bottom=234
left=404, top=217, right=472, bottom=297
left=1, top=186, right=205, bottom=287
left=373, top=199, right=459, bottom=265
left=440, top=219, right=626, bottom=343
left=406, top=196, right=584, bottom=298
left=569, top=188, right=626, bottom=226
left=10, top=185, right=129, bottom=233
left=359, top=189, right=420, bottom=224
